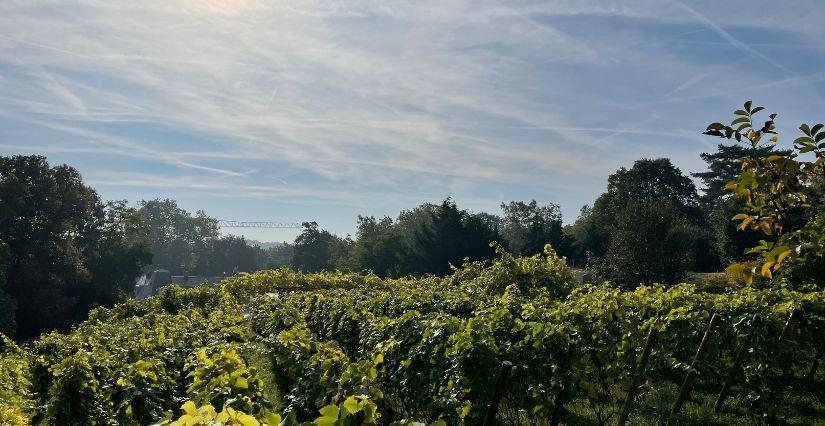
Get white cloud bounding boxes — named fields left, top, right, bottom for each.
left=1, top=0, right=823, bottom=228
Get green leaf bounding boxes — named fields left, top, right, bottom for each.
left=237, top=413, right=260, bottom=426
left=734, top=109, right=748, bottom=116
left=319, top=405, right=339, bottom=419
left=811, top=123, right=824, bottom=135
left=800, top=123, right=812, bottom=136
left=731, top=117, right=750, bottom=125
left=235, top=376, right=248, bottom=389
left=794, top=136, right=814, bottom=145
left=744, top=100, right=752, bottom=112
left=264, top=413, right=282, bottom=426
left=182, top=401, right=198, bottom=416
left=342, top=396, right=360, bottom=415
left=751, top=106, right=765, bottom=114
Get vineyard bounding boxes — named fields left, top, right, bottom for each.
left=1, top=247, right=824, bottom=425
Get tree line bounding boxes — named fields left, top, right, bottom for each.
left=0, top=156, right=291, bottom=338
left=291, top=146, right=805, bottom=288
left=2, top=105, right=822, bottom=338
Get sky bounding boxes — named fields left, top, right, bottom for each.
left=2, top=0, right=824, bottom=242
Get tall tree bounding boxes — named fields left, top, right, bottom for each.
left=594, top=158, right=701, bottom=222
left=204, top=235, right=259, bottom=276
left=404, top=199, right=498, bottom=276
left=602, top=200, right=695, bottom=287
left=564, top=205, right=601, bottom=267
left=500, top=200, right=568, bottom=257
left=292, top=222, right=349, bottom=273
left=693, top=144, right=791, bottom=264
left=0, top=156, right=101, bottom=337
left=703, top=102, right=825, bottom=286
left=692, top=144, right=791, bottom=209
left=138, top=199, right=219, bottom=275
left=344, top=216, right=404, bottom=277
left=81, top=201, right=152, bottom=313
left=570, top=158, right=703, bottom=260
left=0, top=156, right=150, bottom=337
left=0, top=240, right=14, bottom=335
left=255, top=243, right=294, bottom=270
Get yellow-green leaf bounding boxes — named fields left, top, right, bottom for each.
left=237, top=413, right=260, bottom=426
left=235, top=376, right=249, bottom=389
left=319, top=405, right=339, bottom=419
left=777, top=250, right=792, bottom=265
left=263, top=413, right=282, bottom=426
left=343, top=396, right=359, bottom=415
left=182, top=401, right=198, bottom=417
left=761, top=262, right=774, bottom=278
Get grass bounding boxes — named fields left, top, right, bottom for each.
left=561, top=374, right=825, bottom=425
left=245, top=344, right=284, bottom=411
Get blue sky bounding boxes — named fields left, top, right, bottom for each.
left=2, top=1, right=824, bottom=242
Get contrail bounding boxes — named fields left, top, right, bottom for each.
left=669, top=0, right=792, bottom=74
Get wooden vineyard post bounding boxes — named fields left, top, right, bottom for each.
left=672, top=313, right=721, bottom=414
left=779, top=309, right=802, bottom=343
left=778, top=308, right=802, bottom=381
left=482, top=361, right=513, bottom=426
left=550, top=340, right=577, bottom=426
left=618, top=326, right=659, bottom=426
left=714, top=314, right=759, bottom=413
left=806, top=345, right=824, bottom=383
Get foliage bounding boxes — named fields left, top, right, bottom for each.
left=204, top=236, right=261, bottom=276
left=339, top=198, right=577, bottom=278
left=499, top=200, right=570, bottom=257
left=293, top=222, right=351, bottom=273
left=139, top=198, right=220, bottom=275
left=693, top=143, right=792, bottom=209
left=601, top=200, right=695, bottom=287
left=568, top=158, right=712, bottom=276
left=709, top=196, right=765, bottom=264
left=0, top=335, right=32, bottom=426
left=403, top=199, right=499, bottom=277
left=256, top=242, right=295, bottom=271
left=342, top=216, right=406, bottom=278
left=44, top=350, right=115, bottom=424
left=450, top=242, right=576, bottom=297
left=0, top=155, right=152, bottom=338
left=162, top=394, right=383, bottom=426
left=0, top=288, right=15, bottom=337
left=185, top=346, right=272, bottom=415
left=694, top=144, right=792, bottom=266
left=1, top=247, right=823, bottom=425
left=164, top=401, right=280, bottom=426
left=85, top=200, right=153, bottom=310
left=704, top=102, right=825, bottom=285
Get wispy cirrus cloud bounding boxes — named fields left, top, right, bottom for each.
left=1, top=0, right=824, bottom=239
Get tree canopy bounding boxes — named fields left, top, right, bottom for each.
left=703, top=101, right=825, bottom=286
left=138, top=199, right=220, bottom=275
left=0, top=156, right=151, bottom=337
left=499, top=200, right=569, bottom=257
